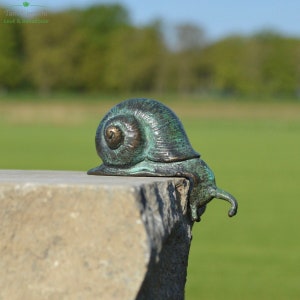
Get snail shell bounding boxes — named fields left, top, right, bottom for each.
left=94, top=98, right=199, bottom=169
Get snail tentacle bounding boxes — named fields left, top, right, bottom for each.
left=211, top=187, right=238, bottom=217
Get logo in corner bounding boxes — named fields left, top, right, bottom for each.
left=2, top=1, right=49, bottom=24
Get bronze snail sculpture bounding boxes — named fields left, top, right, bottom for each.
left=88, top=98, right=238, bottom=222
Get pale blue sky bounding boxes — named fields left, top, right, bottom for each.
left=1, top=0, right=299, bottom=40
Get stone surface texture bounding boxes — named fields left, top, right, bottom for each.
left=0, top=170, right=192, bottom=300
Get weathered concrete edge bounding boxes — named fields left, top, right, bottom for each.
left=133, top=176, right=192, bottom=300
left=0, top=170, right=192, bottom=300
left=0, top=169, right=179, bottom=186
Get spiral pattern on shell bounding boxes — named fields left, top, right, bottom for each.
left=95, top=98, right=200, bottom=168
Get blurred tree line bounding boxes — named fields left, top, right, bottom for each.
left=0, top=4, right=300, bottom=97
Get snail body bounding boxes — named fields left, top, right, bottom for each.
left=88, top=98, right=238, bottom=222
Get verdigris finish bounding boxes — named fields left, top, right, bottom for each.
left=88, top=98, right=238, bottom=222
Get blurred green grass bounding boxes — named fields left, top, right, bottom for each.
left=185, top=118, right=300, bottom=299
left=1, top=97, right=300, bottom=299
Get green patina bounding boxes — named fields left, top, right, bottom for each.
left=88, top=98, right=238, bottom=222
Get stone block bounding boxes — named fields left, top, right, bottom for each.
left=0, top=170, right=192, bottom=300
